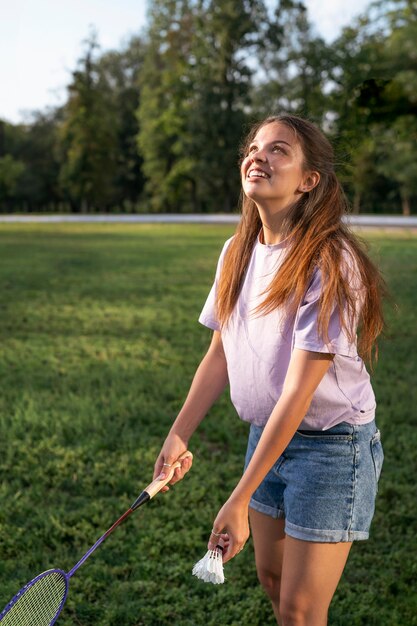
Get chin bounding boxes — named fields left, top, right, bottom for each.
left=243, top=186, right=264, bottom=201
left=244, top=192, right=273, bottom=207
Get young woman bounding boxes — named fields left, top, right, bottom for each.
left=153, top=114, right=385, bottom=626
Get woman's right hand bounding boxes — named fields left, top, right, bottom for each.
left=153, top=432, right=193, bottom=492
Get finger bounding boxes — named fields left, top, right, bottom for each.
left=179, top=455, right=192, bottom=476
left=153, top=456, right=164, bottom=481
left=167, top=455, right=193, bottom=485
left=154, top=450, right=177, bottom=479
left=169, top=465, right=184, bottom=484
left=157, top=454, right=177, bottom=480
left=183, top=455, right=192, bottom=470
left=153, top=460, right=169, bottom=491
left=208, top=527, right=225, bottom=550
left=222, top=541, right=245, bottom=564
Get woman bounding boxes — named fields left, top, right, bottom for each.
left=153, top=114, right=385, bottom=626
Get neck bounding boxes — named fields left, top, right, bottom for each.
left=257, top=204, right=292, bottom=245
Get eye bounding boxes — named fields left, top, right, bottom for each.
left=272, top=144, right=286, bottom=154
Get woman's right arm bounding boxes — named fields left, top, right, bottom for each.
left=153, top=330, right=228, bottom=488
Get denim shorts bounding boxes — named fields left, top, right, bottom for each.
left=244, top=420, right=384, bottom=542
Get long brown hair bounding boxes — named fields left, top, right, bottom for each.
left=217, top=114, right=386, bottom=364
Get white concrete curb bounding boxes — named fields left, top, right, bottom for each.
left=0, top=214, right=416, bottom=227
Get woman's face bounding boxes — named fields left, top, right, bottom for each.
left=241, top=121, right=317, bottom=212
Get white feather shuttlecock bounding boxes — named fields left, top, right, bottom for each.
left=192, top=543, right=225, bottom=584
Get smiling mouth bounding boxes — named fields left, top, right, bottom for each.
left=247, top=169, right=269, bottom=180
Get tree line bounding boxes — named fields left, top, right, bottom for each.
left=0, top=0, right=415, bottom=214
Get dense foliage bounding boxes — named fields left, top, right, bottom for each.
left=0, top=0, right=415, bottom=214
left=0, top=224, right=415, bottom=624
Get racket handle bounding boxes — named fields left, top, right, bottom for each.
left=131, top=451, right=193, bottom=510
left=147, top=450, right=193, bottom=498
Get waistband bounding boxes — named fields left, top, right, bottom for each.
left=250, top=419, right=378, bottom=441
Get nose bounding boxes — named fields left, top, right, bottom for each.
left=250, top=148, right=267, bottom=163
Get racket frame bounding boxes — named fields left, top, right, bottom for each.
left=0, top=569, right=68, bottom=625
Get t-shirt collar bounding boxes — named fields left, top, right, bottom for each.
left=256, top=229, right=291, bottom=251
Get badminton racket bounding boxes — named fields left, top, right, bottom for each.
left=0, top=450, right=192, bottom=626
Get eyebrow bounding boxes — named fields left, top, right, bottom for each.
left=249, top=139, right=292, bottom=148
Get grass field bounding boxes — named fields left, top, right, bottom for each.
left=0, top=224, right=416, bottom=626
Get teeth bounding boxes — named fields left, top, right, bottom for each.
left=249, top=170, right=268, bottom=178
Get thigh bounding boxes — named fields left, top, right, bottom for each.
left=249, top=508, right=286, bottom=579
left=280, top=536, right=352, bottom=620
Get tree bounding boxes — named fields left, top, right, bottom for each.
left=1, top=0, right=415, bottom=215
left=0, top=111, right=62, bottom=212
left=374, top=116, right=417, bottom=215
left=1, top=32, right=146, bottom=213
left=327, top=0, right=417, bottom=213
left=137, top=0, right=198, bottom=212
left=0, top=155, right=25, bottom=208
left=138, top=0, right=271, bottom=212
left=20, top=110, right=63, bottom=211
left=96, top=36, right=146, bottom=209
left=59, top=32, right=119, bottom=211
left=190, top=0, right=270, bottom=211
left=252, top=1, right=332, bottom=123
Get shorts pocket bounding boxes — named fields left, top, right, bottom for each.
left=272, top=455, right=287, bottom=476
left=370, top=429, right=384, bottom=488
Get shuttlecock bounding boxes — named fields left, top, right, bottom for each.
left=192, top=542, right=225, bottom=584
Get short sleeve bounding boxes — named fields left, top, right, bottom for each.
left=293, top=260, right=361, bottom=358
left=198, top=237, right=234, bottom=331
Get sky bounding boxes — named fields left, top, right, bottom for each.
left=0, top=0, right=371, bottom=124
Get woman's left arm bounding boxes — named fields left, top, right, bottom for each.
left=210, top=348, right=334, bottom=563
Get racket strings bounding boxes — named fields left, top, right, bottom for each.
left=0, top=571, right=67, bottom=626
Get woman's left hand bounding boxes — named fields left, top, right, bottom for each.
left=209, top=495, right=250, bottom=563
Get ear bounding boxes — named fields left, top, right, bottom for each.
left=298, top=171, right=320, bottom=193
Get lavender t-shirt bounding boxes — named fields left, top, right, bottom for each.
left=199, top=235, right=376, bottom=430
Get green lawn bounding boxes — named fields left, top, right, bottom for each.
left=0, top=224, right=415, bottom=626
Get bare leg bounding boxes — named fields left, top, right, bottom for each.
left=279, top=536, right=352, bottom=626
left=249, top=508, right=286, bottom=625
